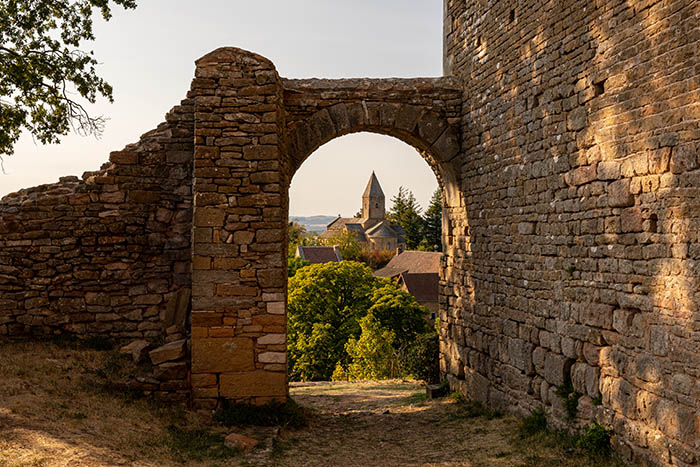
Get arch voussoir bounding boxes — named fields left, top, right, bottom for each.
left=327, top=103, right=351, bottom=133
left=394, top=104, right=423, bottom=133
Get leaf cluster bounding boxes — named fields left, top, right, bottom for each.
left=0, top=0, right=136, bottom=155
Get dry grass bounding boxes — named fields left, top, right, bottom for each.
left=0, top=338, right=626, bottom=466
left=0, top=338, right=236, bottom=467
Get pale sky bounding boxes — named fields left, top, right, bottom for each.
left=0, top=1, right=443, bottom=217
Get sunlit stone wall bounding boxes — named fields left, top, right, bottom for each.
left=441, top=0, right=700, bottom=464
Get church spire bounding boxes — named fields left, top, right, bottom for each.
left=362, top=171, right=385, bottom=220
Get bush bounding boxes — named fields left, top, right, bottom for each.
left=576, top=423, right=613, bottom=454
left=519, top=409, right=548, bottom=437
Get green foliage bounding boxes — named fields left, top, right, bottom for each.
left=422, top=188, right=443, bottom=251
left=555, top=382, right=581, bottom=420
left=214, top=398, right=308, bottom=429
left=322, top=229, right=362, bottom=262
left=288, top=261, right=433, bottom=382
left=388, top=186, right=424, bottom=249
left=0, top=0, right=137, bottom=156
left=287, top=261, right=377, bottom=381
left=287, top=221, right=320, bottom=257
left=400, top=331, right=440, bottom=383
left=576, top=423, right=613, bottom=454
left=519, top=409, right=548, bottom=437
left=287, top=256, right=310, bottom=277
left=367, top=283, right=429, bottom=339
left=344, top=313, right=398, bottom=380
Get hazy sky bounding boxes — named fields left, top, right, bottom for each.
left=1, top=1, right=443, bottom=217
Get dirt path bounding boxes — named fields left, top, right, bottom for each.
left=278, top=380, right=519, bottom=467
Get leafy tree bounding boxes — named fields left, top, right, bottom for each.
left=287, top=261, right=377, bottom=381
left=401, top=332, right=440, bottom=383
left=287, top=221, right=319, bottom=257
left=343, top=313, right=398, bottom=380
left=388, top=186, right=424, bottom=250
left=322, top=229, right=362, bottom=262
left=0, top=0, right=137, bottom=156
left=367, top=283, right=429, bottom=343
left=422, top=188, right=443, bottom=251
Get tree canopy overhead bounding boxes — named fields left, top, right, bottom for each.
left=0, top=0, right=136, bottom=156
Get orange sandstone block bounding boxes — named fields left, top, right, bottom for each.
left=219, top=371, right=286, bottom=398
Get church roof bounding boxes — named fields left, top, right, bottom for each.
left=363, top=171, right=385, bottom=199
left=365, top=220, right=398, bottom=239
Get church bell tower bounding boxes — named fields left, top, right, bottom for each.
left=361, top=172, right=385, bottom=221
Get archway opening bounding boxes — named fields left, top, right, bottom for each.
left=286, top=132, right=445, bottom=385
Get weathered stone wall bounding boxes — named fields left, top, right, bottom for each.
left=442, top=0, right=700, bottom=465
left=0, top=100, right=194, bottom=341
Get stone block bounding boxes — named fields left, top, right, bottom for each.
left=192, top=337, right=254, bottom=373
left=544, top=352, right=572, bottom=387
left=163, top=288, right=191, bottom=331
left=154, top=362, right=188, bottom=381
left=149, top=339, right=187, bottom=365
left=579, top=303, right=613, bottom=329
left=620, top=207, right=644, bottom=233
left=518, top=222, right=535, bottom=235
left=670, top=143, right=698, bottom=174
left=567, top=165, right=595, bottom=186
left=194, top=208, right=226, bottom=227
left=635, top=354, right=661, bottom=383
left=607, top=179, right=634, bottom=207
left=258, top=351, right=285, bottom=363
left=597, top=161, right=620, bottom=180
left=266, top=302, right=285, bottom=315
left=219, top=370, right=286, bottom=398
left=258, top=333, right=285, bottom=345
left=567, top=107, right=587, bottom=131
left=224, top=432, right=259, bottom=452
left=119, top=339, right=150, bottom=363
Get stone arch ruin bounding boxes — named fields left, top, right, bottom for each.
left=1, top=1, right=699, bottom=464
left=189, top=48, right=461, bottom=406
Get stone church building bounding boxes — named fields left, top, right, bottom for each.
left=320, top=172, right=406, bottom=252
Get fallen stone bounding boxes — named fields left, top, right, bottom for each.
left=163, top=288, right=191, bottom=331
left=224, top=432, right=259, bottom=452
left=149, top=339, right=187, bottom=365
left=119, top=339, right=150, bottom=363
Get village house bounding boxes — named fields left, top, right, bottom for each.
left=375, top=250, right=441, bottom=321
left=294, top=245, right=343, bottom=264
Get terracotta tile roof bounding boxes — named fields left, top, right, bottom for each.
left=398, top=273, right=438, bottom=303
left=296, top=246, right=343, bottom=264
left=374, top=250, right=441, bottom=278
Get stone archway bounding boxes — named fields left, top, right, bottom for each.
left=188, top=47, right=462, bottom=409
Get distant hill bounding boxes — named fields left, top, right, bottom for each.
left=289, top=215, right=339, bottom=233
